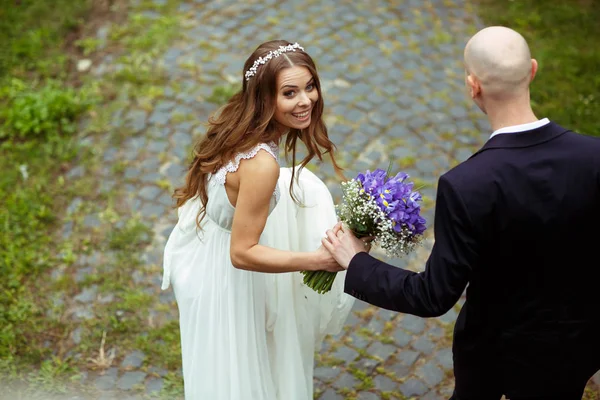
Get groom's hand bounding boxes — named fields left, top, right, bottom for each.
left=322, top=222, right=371, bottom=269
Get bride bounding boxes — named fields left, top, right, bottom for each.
left=161, top=40, right=355, bottom=399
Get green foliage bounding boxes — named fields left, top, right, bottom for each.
left=111, top=12, right=180, bottom=52
left=0, top=75, right=98, bottom=371
left=207, top=82, right=241, bottom=106
left=136, top=320, right=182, bottom=370
left=114, top=52, right=169, bottom=86
left=0, top=137, right=78, bottom=370
left=475, top=0, right=600, bottom=137
left=107, top=217, right=153, bottom=253
left=0, top=79, right=98, bottom=139
left=0, top=0, right=95, bottom=379
left=74, top=37, right=102, bottom=56
left=160, top=371, right=185, bottom=398
left=1, top=0, right=183, bottom=390
left=109, top=7, right=181, bottom=87
left=27, top=356, right=78, bottom=393
left=0, top=0, right=91, bottom=78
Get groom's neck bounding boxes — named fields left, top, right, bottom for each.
left=485, top=94, right=539, bottom=132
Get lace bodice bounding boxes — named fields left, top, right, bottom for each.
left=212, top=141, right=280, bottom=202
left=183, top=141, right=280, bottom=232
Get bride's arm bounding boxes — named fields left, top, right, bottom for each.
left=229, top=150, right=338, bottom=273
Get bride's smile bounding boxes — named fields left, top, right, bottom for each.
left=273, top=66, right=318, bottom=131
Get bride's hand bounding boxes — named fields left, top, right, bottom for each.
left=321, top=222, right=373, bottom=269
left=314, top=245, right=345, bottom=272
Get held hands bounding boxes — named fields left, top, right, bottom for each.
left=314, top=245, right=346, bottom=272
left=321, top=222, right=373, bottom=269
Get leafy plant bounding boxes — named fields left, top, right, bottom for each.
left=0, top=78, right=99, bottom=140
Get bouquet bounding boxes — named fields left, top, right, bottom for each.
left=302, top=167, right=427, bottom=294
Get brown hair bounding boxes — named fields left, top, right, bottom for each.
left=173, top=40, right=344, bottom=227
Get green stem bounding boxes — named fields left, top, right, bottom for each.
left=316, top=275, right=326, bottom=293
left=315, top=271, right=328, bottom=290
left=318, top=272, right=336, bottom=293
left=306, top=271, right=321, bottom=287
left=317, top=275, right=327, bottom=293
left=302, top=270, right=338, bottom=293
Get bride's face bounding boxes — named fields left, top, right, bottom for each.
left=273, top=66, right=319, bottom=132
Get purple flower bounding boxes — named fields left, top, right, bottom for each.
left=357, top=169, right=387, bottom=196
left=356, top=169, right=427, bottom=236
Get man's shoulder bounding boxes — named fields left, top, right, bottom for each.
left=440, top=156, right=485, bottom=188
left=550, top=123, right=600, bottom=162
left=564, top=127, right=600, bottom=145
left=440, top=121, right=600, bottom=189
left=543, top=121, right=600, bottom=145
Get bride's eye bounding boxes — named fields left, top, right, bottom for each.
left=306, top=83, right=314, bottom=91
left=283, top=90, right=295, bottom=97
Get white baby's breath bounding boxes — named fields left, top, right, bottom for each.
left=336, top=179, right=422, bottom=258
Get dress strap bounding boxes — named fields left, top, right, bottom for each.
left=213, top=141, right=279, bottom=185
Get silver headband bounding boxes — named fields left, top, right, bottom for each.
left=245, top=43, right=305, bottom=81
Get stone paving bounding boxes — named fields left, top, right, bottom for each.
left=33, top=0, right=599, bottom=399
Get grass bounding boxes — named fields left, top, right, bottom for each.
left=0, top=0, right=92, bottom=79
left=0, top=0, right=185, bottom=397
left=474, top=0, right=600, bottom=137
left=0, top=0, right=97, bottom=381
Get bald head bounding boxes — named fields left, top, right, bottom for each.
left=465, top=26, right=533, bottom=98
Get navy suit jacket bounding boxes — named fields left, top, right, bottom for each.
left=345, top=121, right=600, bottom=397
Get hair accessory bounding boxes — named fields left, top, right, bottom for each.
left=245, top=43, right=304, bottom=81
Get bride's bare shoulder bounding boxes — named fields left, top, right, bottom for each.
left=237, top=148, right=279, bottom=181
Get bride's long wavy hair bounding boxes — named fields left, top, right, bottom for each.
left=173, top=40, right=344, bottom=228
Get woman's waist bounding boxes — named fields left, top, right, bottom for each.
left=174, top=207, right=232, bottom=233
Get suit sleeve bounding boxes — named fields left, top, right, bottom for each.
left=344, top=175, right=478, bottom=317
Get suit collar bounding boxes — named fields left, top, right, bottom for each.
left=469, top=121, right=569, bottom=159
left=490, top=118, right=550, bottom=139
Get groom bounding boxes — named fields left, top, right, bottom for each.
left=323, top=26, right=600, bottom=400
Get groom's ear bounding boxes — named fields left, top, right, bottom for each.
left=466, top=74, right=481, bottom=99
left=530, top=59, right=538, bottom=82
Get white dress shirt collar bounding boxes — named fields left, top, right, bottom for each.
left=490, top=118, right=550, bottom=139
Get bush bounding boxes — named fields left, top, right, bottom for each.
left=0, top=79, right=97, bottom=140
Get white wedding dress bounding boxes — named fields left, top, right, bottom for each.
left=162, top=142, right=354, bottom=400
